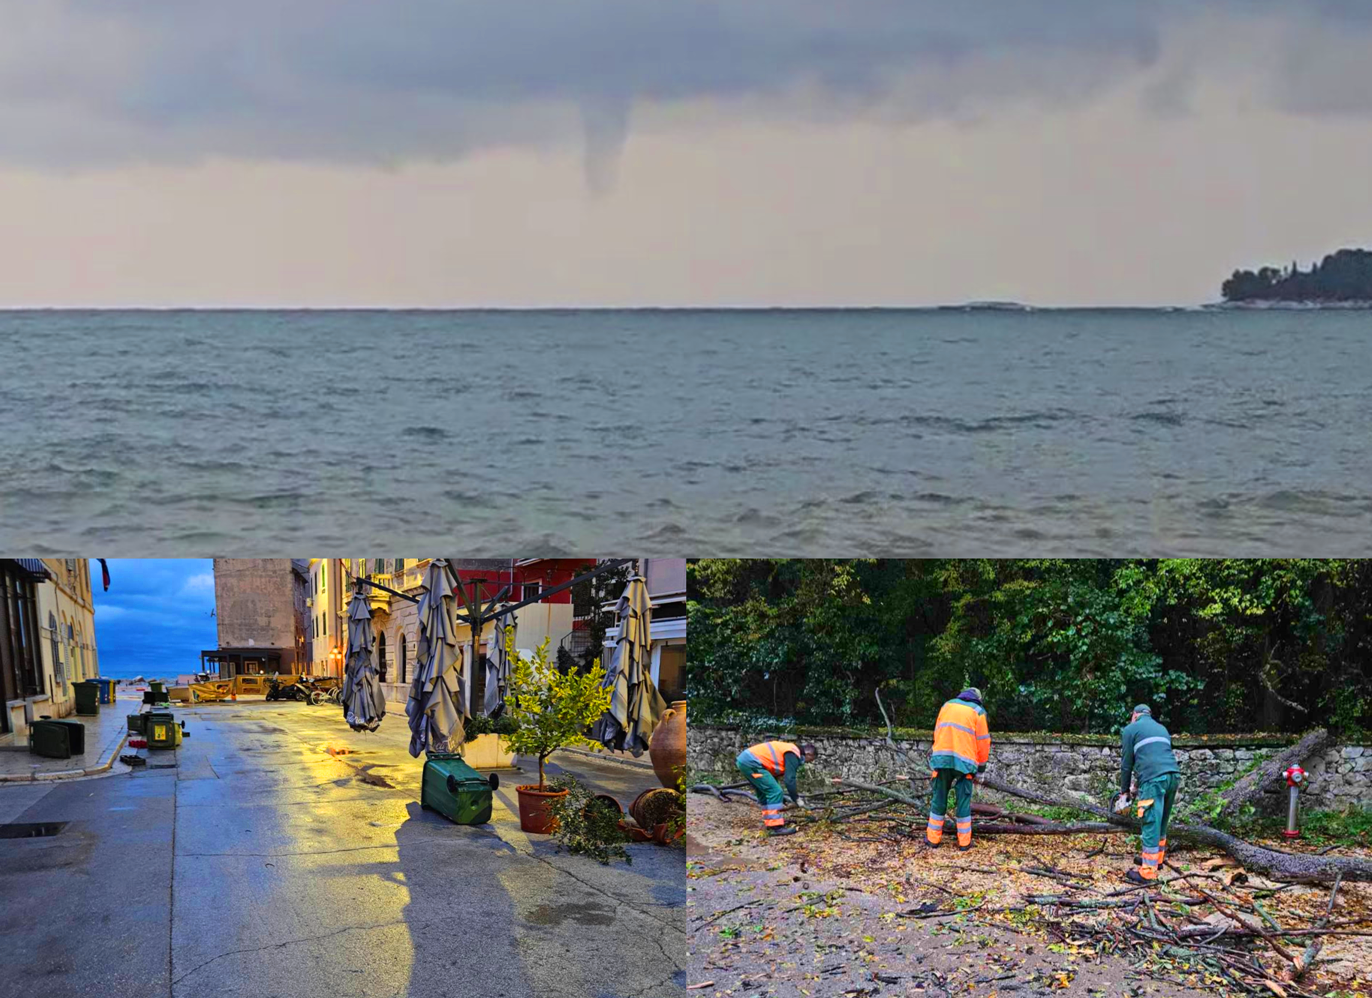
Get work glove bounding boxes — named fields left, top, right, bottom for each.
left=792, top=796, right=808, bottom=809
left=1111, top=793, right=1131, bottom=814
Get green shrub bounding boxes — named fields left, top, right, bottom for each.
left=546, top=775, right=632, bottom=865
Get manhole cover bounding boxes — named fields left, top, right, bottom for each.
left=0, top=821, right=69, bottom=839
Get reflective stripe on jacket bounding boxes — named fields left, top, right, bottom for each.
left=1119, top=716, right=1179, bottom=794
left=745, top=741, right=800, bottom=778
left=930, top=699, right=990, bottom=775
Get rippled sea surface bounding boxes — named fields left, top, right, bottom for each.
left=2, top=308, right=1370, bottom=555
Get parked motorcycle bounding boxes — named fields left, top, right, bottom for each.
left=265, top=676, right=311, bottom=703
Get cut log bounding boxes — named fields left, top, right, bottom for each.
left=980, top=775, right=1372, bottom=883
left=974, top=821, right=1126, bottom=836
left=1215, top=728, right=1330, bottom=821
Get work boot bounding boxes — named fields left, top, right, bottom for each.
left=1124, top=868, right=1152, bottom=886
left=957, top=843, right=973, bottom=852
left=767, top=825, right=797, bottom=837
left=922, top=838, right=940, bottom=850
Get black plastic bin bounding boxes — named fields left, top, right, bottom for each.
left=28, top=720, right=77, bottom=759
left=74, top=680, right=101, bottom=716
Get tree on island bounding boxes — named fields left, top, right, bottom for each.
left=1221, top=247, right=1372, bottom=302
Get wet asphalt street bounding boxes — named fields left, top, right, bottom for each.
left=0, top=699, right=686, bottom=998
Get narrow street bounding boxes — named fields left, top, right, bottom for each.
left=0, top=698, right=686, bottom=998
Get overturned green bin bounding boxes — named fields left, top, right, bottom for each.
left=145, top=711, right=182, bottom=749
left=29, top=719, right=86, bottom=759
left=420, top=754, right=498, bottom=825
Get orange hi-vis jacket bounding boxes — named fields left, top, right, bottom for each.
left=930, top=698, right=991, bottom=775
left=745, top=741, right=800, bottom=777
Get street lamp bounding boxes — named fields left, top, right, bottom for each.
left=329, top=645, right=343, bottom=678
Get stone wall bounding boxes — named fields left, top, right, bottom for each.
left=688, top=725, right=1372, bottom=814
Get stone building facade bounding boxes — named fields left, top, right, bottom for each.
left=688, top=725, right=1372, bottom=814
left=211, top=559, right=310, bottom=672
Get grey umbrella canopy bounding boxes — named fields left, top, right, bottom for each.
left=406, top=558, right=468, bottom=757
left=483, top=610, right=516, bottom=716
left=593, top=575, right=667, bottom=757
left=341, top=585, right=386, bottom=732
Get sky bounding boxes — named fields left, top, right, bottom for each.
left=89, top=559, right=217, bottom=678
left=4, top=2, right=1372, bottom=306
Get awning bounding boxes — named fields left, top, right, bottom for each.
left=6, top=559, right=51, bottom=581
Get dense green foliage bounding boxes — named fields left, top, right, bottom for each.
left=1221, top=247, right=1372, bottom=302
left=688, top=560, right=1372, bottom=736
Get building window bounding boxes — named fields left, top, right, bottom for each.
left=1, top=564, right=45, bottom=711
left=49, top=612, right=65, bottom=694
left=656, top=645, right=686, bottom=703
left=398, top=633, right=407, bottom=684
left=523, top=581, right=542, bottom=602
left=377, top=632, right=387, bottom=683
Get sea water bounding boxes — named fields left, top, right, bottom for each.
left=2, top=308, right=1369, bottom=554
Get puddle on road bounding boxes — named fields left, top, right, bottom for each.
left=524, top=901, right=616, bottom=927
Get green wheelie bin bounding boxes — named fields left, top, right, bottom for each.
left=420, top=754, right=498, bottom=825
left=74, top=680, right=101, bottom=716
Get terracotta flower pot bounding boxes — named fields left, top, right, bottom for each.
left=618, top=819, right=653, bottom=843
left=588, top=793, right=623, bottom=817
left=653, top=822, right=684, bottom=846
left=648, top=699, right=688, bottom=789
left=630, top=787, right=680, bottom=830
left=516, top=784, right=569, bottom=834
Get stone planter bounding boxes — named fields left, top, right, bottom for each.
left=462, top=733, right=514, bottom=769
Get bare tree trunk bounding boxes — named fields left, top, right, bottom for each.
left=1214, top=727, right=1330, bottom=821
left=980, top=774, right=1372, bottom=883
left=975, top=822, right=1125, bottom=836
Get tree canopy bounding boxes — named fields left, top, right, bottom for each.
left=688, top=559, right=1372, bottom=736
left=1221, top=248, right=1372, bottom=302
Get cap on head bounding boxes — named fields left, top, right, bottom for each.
left=958, top=687, right=983, bottom=705
left=799, top=743, right=819, bottom=762
left=1132, top=704, right=1151, bottom=718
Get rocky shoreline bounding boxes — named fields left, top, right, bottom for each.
left=1205, top=299, right=1372, bottom=310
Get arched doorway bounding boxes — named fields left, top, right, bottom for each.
left=398, top=633, right=407, bottom=684
left=377, top=631, right=388, bottom=683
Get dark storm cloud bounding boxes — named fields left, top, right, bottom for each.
left=89, top=559, right=217, bottom=678
left=2, top=0, right=1371, bottom=176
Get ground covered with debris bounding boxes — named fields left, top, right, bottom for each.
left=688, top=789, right=1371, bottom=998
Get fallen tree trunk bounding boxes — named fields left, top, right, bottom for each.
left=974, top=821, right=1126, bottom=836
left=1215, top=728, right=1330, bottom=821
left=981, top=775, right=1372, bottom=883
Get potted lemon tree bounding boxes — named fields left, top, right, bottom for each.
left=504, top=636, right=611, bottom=834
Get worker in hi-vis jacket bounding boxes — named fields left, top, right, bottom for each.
left=736, top=739, right=818, bottom=836
left=1115, top=704, right=1181, bottom=884
left=925, top=688, right=991, bottom=851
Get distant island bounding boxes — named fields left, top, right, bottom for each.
left=1221, top=247, right=1372, bottom=305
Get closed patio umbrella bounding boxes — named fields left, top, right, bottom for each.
left=482, top=610, right=516, bottom=716
left=406, top=558, right=468, bottom=757
left=341, top=585, right=385, bottom=732
left=593, top=575, right=667, bottom=756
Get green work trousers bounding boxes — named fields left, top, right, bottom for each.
left=737, top=750, right=786, bottom=829
left=1137, top=773, right=1180, bottom=879
left=927, top=769, right=975, bottom=846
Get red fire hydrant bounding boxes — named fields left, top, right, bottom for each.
left=1283, top=765, right=1307, bottom=839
